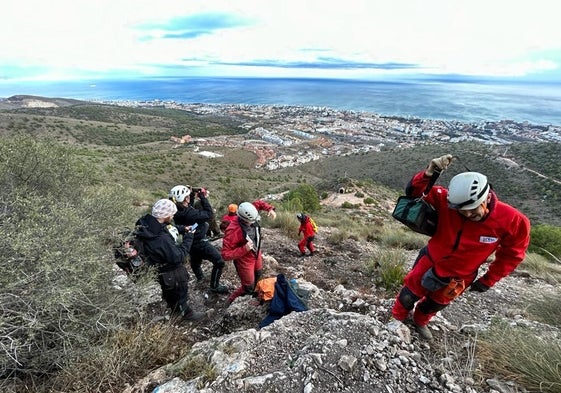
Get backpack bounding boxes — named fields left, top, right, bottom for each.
left=113, top=228, right=148, bottom=276
left=309, top=217, right=318, bottom=233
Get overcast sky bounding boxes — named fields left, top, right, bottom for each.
left=1, top=0, right=560, bottom=82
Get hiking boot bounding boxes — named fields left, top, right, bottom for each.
left=183, top=310, right=206, bottom=321
left=209, top=284, right=229, bottom=294
left=414, top=322, right=433, bottom=340
left=298, top=252, right=306, bottom=257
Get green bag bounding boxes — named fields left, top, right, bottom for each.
left=392, top=170, right=441, bottom=237
left=392, top=196, right=438, bottom=236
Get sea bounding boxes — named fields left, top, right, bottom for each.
left=1, top=77, right=560, bottom=126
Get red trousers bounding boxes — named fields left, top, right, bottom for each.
left=298, top=236, right=315, bottom=254
left=392, top=253, right=475, bottom=326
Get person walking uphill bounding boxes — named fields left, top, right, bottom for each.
left=297, top=213, right=316, bottom=257
left=391, top=154, right=531, bottom=340
left=135, top=199, right=205, bottom=321
left=169, top=185, right=228, bottom=294
left=221, top=202, right=264, bottom=305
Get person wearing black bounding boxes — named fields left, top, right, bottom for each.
left=135, top=198, right=205, bottom=321
left=169, top=185, right=229, bottom=294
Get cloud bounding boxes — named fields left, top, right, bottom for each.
left=0, top=0, right=559, bottom=81
left=138, top=12, right=254, bottom=40
left=212, top=58, right=420, bottom=71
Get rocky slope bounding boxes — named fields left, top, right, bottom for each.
left=115, top=207, right=559, bottom=393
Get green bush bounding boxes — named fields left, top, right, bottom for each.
left=283, top=184, right=321, bottom=213
left=529, top=224, right=561, bottom=261
left=0, top=136, right=141, bottom=388
left=365, top=248, right=408, bottom=292
left=363, top=197, right=375, bottom=205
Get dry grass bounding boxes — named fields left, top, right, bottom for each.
left=50, top=320, right=190, bottom=393
left=522, top=252, right=561, bottom=284
left=478, top=321, right=561, bottom=393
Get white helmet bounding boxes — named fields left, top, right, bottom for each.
left=237, top=202, right=260, bottom=223
left=448, top=172, right=490, bottom=210
left=169, top=185, right=191, bottom=203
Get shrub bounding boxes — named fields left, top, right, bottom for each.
left=341, top=201, right=359, bottom=209
left=363, top=197, right=375, bottom=205
left=529, top=224, right=561, bottom=262
left=365, top=248, right=408, bottom=291
left=0, top=136, right=141, bottom=389
left=51, top=321, right=189, bottom=392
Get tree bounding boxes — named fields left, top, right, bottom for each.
left=283, top=184, right=321, bottom=213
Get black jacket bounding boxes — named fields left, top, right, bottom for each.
left=135, top=214, right=193, bottom=272
left=173, top=195, right=213, bottom=242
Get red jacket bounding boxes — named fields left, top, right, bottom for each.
left=408, top=170, right=530, bottom=287
left=252, top=199, right=275, bottom=213
left=298, top=216, right=315, bottom=238
left=221, top=217, right=263, bottom=267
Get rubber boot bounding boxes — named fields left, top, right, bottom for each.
left=190, top=260, right=206, bottom=281
left=210, top=265, right=228, bottom=293
left=253, top=269, right=263, bottom=289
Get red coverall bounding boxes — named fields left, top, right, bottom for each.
left=221, top=217, right=263, bottom=304
left=298, top=216, right=316, bottom=255
left=392, top=170, right=531, bottom=327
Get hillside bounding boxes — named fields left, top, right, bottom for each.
left=0, top=96, right=559, bottom=225
left=118, top=213, right=561, bottom=393
left=1, top=97, right=560, bottom=392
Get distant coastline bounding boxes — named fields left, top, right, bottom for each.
left=1, top=77, right=560, bottom=126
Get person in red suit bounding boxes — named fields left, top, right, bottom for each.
left=297, top=213, right=316, bottom=257
left=391, top=154, right=531, bottom=340
left=220, top=200, right=276, bottom=232
left=221, top=202, right=265, bottom=305
left=220, top=203, right=239, bottom=232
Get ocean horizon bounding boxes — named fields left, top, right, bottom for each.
left=1, top=77, right=560, bottom=126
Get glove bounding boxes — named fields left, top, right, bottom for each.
left=426, top=154, right=453, bottom=176
left=198, top=188, right=208, bottom=198
left=267, top=210, right=277, bottom=220
left=469, top=279, right=490, bottom=292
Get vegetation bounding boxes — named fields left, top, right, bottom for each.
left=365, top=248, right=408, bottom=292
left=1, top=102, right=561, bottom=392
left=0, top=136, right=142, bottom=390
left=281, top=184, right=321, bottom=213
left=529, top=224, right=561, bottom=262
left=478, top=320, right=561, bottom=393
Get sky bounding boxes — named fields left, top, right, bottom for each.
left=1, top=0, right=560, bottom=82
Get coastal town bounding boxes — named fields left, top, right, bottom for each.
left=116, top=100, right=561, bottom=169
left=2, top=94, right=559, bottom=170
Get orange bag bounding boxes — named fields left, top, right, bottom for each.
left=439, top=278, right=466, bottom=300
left=255, top=277, right=277, bottom=302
